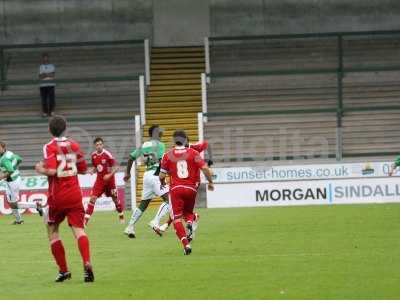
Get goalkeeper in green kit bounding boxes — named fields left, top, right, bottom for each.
left=123, top=125, right=169, bottom=238
left=388, top=156, right=400, bottom=176
left=0, top=142, right=43, bottom=224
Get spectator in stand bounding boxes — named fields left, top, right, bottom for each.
left=39, top=53, right=56, bottom=117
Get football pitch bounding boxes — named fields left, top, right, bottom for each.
left=1, top=204, right=399, bottom=300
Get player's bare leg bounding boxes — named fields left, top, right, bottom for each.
left=84, top=196, right=97, bottom=226
left=47, top=223, right=71, bottom=282
left=18, top=201, right=44, bottom=216
left=8, top=201, right=23, bottom=224
left=111, top=190, right=124, bottom=223
left=71, top=227, right=94, bottom=282
left=124, top=199, right=151, bottom=238
left=149, top=193, right=170, bottom=236
left=159, top=215, right=173, bottom=232
left=9, top=201, right=43, bottom=224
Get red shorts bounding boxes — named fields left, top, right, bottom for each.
left=91, top=177, right=117, bottom=198
left=169, top=186, right=198, bottom=220
left=47, top=203, right=85, bottom=228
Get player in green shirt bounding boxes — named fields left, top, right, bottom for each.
left=123, top=125, right=169, bottom=238
left=0, top=142, right=43, bottom=224
left=388, top=156, right=400, bottom=176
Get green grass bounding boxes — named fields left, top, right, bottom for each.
left=1, top=204, right=399, bottom=300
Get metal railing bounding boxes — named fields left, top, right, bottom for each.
left=0, top=39, right=147, bottom=90
left=208, top=29, right=400, bottom=42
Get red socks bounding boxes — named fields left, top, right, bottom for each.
left=77, top=235, right=91, bottom=265
left=184, top=212, right=199, bottom=224
left=50, top=235, right=91, bottom=272
left=50, top=239, right=68, bottom=273
left=173, top=219, right=189, bottom=248
left=115, top=200, right=123, bottom=213
left=185, top=214, right=194, bottom=224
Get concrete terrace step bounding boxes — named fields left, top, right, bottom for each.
left=147, top=90, right=201, bottom=97
left=146, top=101, right=201, bottom=109
left=151, top=52, right=205, bottom=59
left=145, top=106, right=201, bottom=114
left=148, top=84, right=201, bottom=92
left=151, top=79, right=201, bottom=86
left=207, top=114, right=336, bottom=125
left=147, top=94, right=201, bottom=102
left=343, top=137, right=400, bottom=145
left=151, top=63, right=205, bottom=70
left=146, top=119, right=198, bottom=126
left=343, top=145, right=400, bottom=153
left=144, top=124, right=198, bottom=132
left=147, top=112, right=198, bottom=120
left=151, top=73, right=201, bottom=80
left=160, top=133, right=199, bottom=141
left=151, top=47, right=203, bottom=53
left=151, top=69, right=203, bottom=75
left=151, top=57, right=205, bottom=64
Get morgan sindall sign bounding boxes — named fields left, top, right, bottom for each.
left=207, top=177, right=400, bottom=208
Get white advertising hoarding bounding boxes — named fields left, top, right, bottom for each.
left=210, top=161, right=394, bottom=184
left=0, top=172, right=126, bottom=215
left=207, top=177, right=400, bottom=208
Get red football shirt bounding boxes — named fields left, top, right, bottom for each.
left=189, top=140, right=208, bottom=153
left=91, top=149, right=116, bottom=182
left=161, top=146, right=206, bottom=190
left=43, top=137, right=87, bottom=207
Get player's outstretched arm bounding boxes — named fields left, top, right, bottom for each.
left=124, top=158, right=134, bottom=182
left=104, top=166, right=118, bottom=181
left=159, top=171, right=167, bottom=187
left=124, top=147, right=142, bottom=182
left=201, top=166, right=214, bottom=191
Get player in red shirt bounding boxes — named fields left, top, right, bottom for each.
left=84, top=137, right=124, bottom=225
left=151, top=139, right=212, bottom=236
left=35, top=115, right=94, bottom=282
left=159, top=130, right=214, bottom=255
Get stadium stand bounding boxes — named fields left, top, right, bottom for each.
left=4, top=45, right=144, bottom=81
left=210, top=38, right=338, bottom=73
left=342, top=71, right=400, bottom=158
left=206, top=74, right=338, bottom=162
left=206, top=32, right=400, bottom=163
left=0, top=43, right=143, bottom=169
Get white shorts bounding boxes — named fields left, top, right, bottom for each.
left=5, top=177, right=21, bottom=203
left=141, top=170, right=169, bottom=200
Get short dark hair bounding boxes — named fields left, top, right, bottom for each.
left=49, top=115, right=67, bottom=137
left=42, top=52, right=49, bottom=58
left=93, top=137, right=104, bottom=144
left=148, top=125, right=159, bottom=137
left=173, top=130, right=187, bottom=146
